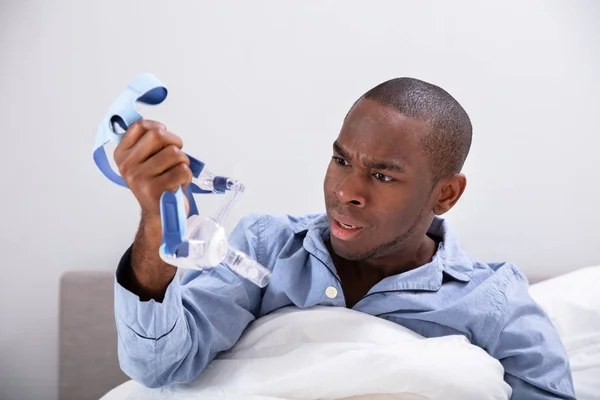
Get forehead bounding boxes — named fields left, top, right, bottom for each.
left=337, top=98, right=431, bottom=168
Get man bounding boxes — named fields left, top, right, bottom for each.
left=112, top=77, right=576, bottom=399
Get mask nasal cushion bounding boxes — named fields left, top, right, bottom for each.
left=184, top=216, right=228, bottom=267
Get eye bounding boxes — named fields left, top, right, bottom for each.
left=332, top=156, right=349, bottom=166
left=373, top=172, right=394, bottom=183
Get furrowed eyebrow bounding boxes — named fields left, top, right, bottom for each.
left=333, top=141, right=349, bottom=159
left=364, top=159, right=405, bottom=173
left=333, top=141, right=405, bottom=173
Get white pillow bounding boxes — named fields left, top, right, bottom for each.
left=529, top=266, right=600, bottom=400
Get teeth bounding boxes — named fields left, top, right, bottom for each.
left=340, top=222, right=357, bottom=229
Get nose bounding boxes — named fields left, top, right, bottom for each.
left=333, top=173, right=366, bottom=208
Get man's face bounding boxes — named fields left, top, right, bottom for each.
left=323, top=98, right=436, bottom=260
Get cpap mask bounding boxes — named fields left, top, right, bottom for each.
left=93, top=73, right=270, bottom=287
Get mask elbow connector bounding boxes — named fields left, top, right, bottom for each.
left=224, top=246, right=271, bottom=288
left=194, top=170, right=244, bottom=195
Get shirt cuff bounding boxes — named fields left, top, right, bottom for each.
left=113, top=246, right=183, bottom=340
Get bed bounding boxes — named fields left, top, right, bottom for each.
left=58, top=267, right=600, bottom=400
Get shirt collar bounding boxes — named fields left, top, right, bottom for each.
left=426, top=216, right=474, bottom=283
left=298, top=213, right=474, bottom=290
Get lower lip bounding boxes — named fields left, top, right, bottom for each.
left=330, top=218, right=364, bottom=241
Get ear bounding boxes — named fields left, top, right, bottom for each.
left=432, top=173, right=467, bottom=215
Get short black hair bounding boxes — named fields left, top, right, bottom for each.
left=361, top=77, right=472, bottom=184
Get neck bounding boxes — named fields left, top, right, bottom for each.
left=331, top=233, right=439, bottom=281
left=365, top=234, right=439, bottom=277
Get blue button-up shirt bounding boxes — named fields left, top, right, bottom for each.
left=114, top=213, right=576, bottom=399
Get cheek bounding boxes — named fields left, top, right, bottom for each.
left=323, top=162, right=337, bottom=193
left=371, top=187, right=422, bottom=225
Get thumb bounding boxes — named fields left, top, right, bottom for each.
left=184, top=194, right=190, bottom=216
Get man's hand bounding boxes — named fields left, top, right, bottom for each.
left=113, top=120, right=191, bottom=300
left=114, top=119, right=191, bottom=220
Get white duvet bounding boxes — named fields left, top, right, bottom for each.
left=101, top=306, right=511, bottom=400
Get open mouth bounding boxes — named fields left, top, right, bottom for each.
left=338, top=221, right=360, bottom=230
left=330, top=217, right=365, bottom=241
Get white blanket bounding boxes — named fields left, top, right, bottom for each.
left=102, top=306, right=511, bottom=400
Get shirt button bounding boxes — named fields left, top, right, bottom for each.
left=325, top=286, right=338, bottom=299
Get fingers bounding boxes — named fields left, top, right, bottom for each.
left=118, top=120, right=166, bottom=151
left=126, top=126, right=183, bottom=165
left=156, top=163, right=194, bottom=193
left=115, top=122, right=185, bottom=176
left=114, top=120, right=183, bottom=161
left=130, top=162, right=192, bottom=217
left=111, top=119, right=193, bottom=218
left=145, top=145, right=190, bottom=177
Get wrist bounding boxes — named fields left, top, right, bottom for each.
left=140, top=212, right=162, bottom=229
left=129, top=213, right=177, bottom=301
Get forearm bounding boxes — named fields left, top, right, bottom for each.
left=125, top=215, right=177, bottom=302
left=114, top=213, right=264, bottom=388
left=115, top=271, right=190, bottom=387
left=114, top=266, right=258, bottom=388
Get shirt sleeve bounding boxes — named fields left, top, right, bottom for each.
left=113, top=213, right=265, bottom=388
left=484, top=265, right=576, bottom=400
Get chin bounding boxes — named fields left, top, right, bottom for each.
left=329, top=237, right=364, bottom=261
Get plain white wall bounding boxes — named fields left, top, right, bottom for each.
left=1, top=0, right=598, bottom=399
